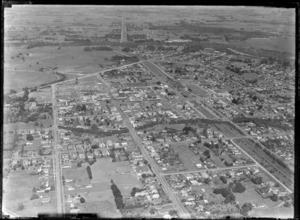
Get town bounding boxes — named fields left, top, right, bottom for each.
left=3, top=6, right=295, bottom=219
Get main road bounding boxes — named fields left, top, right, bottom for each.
left=97, top=75, right=191, bottom=219
left=51, top=84, right=65, bottom=214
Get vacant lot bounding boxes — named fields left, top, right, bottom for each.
left=235, top=186, right=281, bottom=208
left=171, top=144, right=200, bottom=171
left=187, top=84, right=209, bottom=97
left=29, top=88, right=52, bottom=103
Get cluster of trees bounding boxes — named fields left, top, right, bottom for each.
left=122, top=47, right=133, bottom=52
left=251, top=176, right=263, bottom=184
left=260, top=56, right=290, bottom=67
left=74, top=104, right=87, bottom=112
left=232, top=182, right=246, bottom=193
left=83, top=46, right=113, bottom=52
left=27, top=41, right=59, bottom=49
left=111, top=180, right=125, bottom=210
left=58, top=125, right=129, bottom=137
left=226, top=65, right=243, bottom=75
left=26, top=134, right=34, bottom=141
left=146, top=45, right=156, bottom=51
left=130, top=187, right=145, bottom=197
left=111, top=55, right=139, bottom=63
left=182, top=44, right=203, bottom=53
left=240, top=203, right=253, bottom=216
left=213, top=187, right=236, bottom=204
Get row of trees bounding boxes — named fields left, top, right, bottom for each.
left=83, top=46, right=113, bottom=52
left=58, top=125, right=129, bottom=137
left=86, top=166, right=93, bottom=180
left=111, top=180, right=125, bottom=210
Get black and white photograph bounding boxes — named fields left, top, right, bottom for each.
left=2, top=4, right=296, bottom=219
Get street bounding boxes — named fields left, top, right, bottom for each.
left=51, top=84, right=64, bottom=214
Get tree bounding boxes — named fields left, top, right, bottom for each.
left=80, top=197, right=86, bottom=203
left=220, top=188, right=230, bottom=198
left=32, top=187, right=37, bottom=193
left=149, top=207, right=156, bottom=215
left=204, top=178, right=211, bottom=184
left=18, top=203, right=24, bottom=210
left=203, top=150, right=211, bottom=159
left=130, top=187, right=138, bottom=197
left=91, top=144, right=99, bottom=149
left=240, top=203, right=253, bottom=216
left=224, top=192, right=235, bottom=204
left=91, top=124, right=98, bottom=131
left=26, top=134, right=34, bottom=141
left=169, top=210, right=178, bottom=216
left=232, top=182, right=246, bottom=193
left=270, top=194, right=279, bottom=202
left=213, top=188, right=221, bottom=194
left=30, top=194, right=39, bottom=200
left=220, top=176, right=227, bottom=184
left=251, top=176, right=263, bottom=184
left=86, top=166, right=93, bottom=180
left=9, top=89, right=17, bottom=94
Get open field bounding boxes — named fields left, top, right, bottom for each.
left=4, top=195, right=57, bottom=217
left=4, top=46, right=117, bottom=92
left=79, top=200, right=121, bottom=218
left=4, top=122, right=40, bottom=131
left=250, top=206, right=293, bottom=218
left=234, top=138, right=293, bottom=190
left=4, top=70, right=57, bottom=93
left=3, top=174, right=40, bottom=191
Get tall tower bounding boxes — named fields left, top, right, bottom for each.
left=120, top=14, right=127, bottom=43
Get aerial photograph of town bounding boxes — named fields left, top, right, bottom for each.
left=2, top=5, right=295, bottom=219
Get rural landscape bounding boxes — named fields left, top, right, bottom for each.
left=3, top=5, right=295, bottom=219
